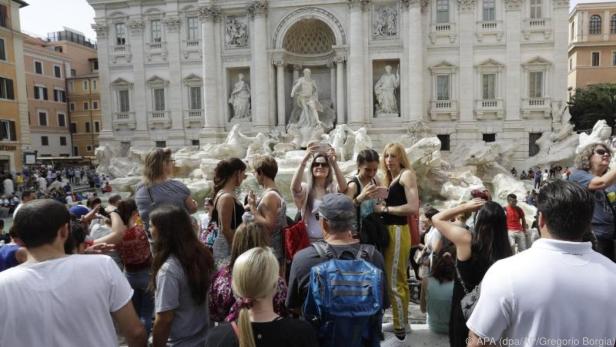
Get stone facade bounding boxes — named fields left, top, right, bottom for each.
left=89, top=0, right=569, bottom=167
left=568, top=2, right=616, bottom=91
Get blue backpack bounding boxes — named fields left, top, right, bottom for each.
left=303, top=241, right=384, bottom=347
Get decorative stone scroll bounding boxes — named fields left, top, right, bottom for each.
left=349, top=0, right=371, bottom=10
left=198, top=6, right=221, bottom=22
left=128, top=19, right=145, bottom=34
left=164, top=17, right=181, bottom=33
left=225, top=16, right=249, bottom=48
left=457, top=0, right=477, bottom=11
left=247, top=1, right=268, bottom=17
left=92, top=23, right=108, bottom=38
left=373, top=4, right=399, bottom=39
left=504, top=0, right=522, bottom=11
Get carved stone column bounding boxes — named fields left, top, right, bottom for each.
left=199, top=6, right=223, bottom=130
left=504, top=0, right=521, bottom=121
left=328, top=62, right=336, bottom=108
left=274, top=58, right=286, bottom=127
left=348, top=0, right=369, bottom=125
left=457, top=0, right=476, bottom=122
left=92, top=23, right=113, bottom=141
left=402, top=0, right=424, bottom=121
left=248, top=1, right=270, bottom=129
left=335, top=55, right=346, bottom=125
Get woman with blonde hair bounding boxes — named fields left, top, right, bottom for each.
left=205, top=247, right=317, bottom=347
left=375, top=143, right=419, bottom=343
left=135, top=148, right=198, bottom=233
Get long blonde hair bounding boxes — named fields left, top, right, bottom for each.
left=381, top=143, right=413, bottom=186
left=231, top=247, right=279, bottom=347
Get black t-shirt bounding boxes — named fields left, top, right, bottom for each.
left=285, top=242, right=388, bottom=310
left=204, top=317, right=318, bottom=347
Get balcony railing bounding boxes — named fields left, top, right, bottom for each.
left=429, top=100, right=458, bottom=120
left=147, top=41, right=166, bottom=51
left=429, top=22, right=457, bottom=44
left=522, top=97, right=551, bottom=118
left=474, top=99, right=504, bottom=119
left=184, top=109, right=204, bottom=128
left=475, top=21, right=504, bottom=42
left=112, top=44, right=130, bottom=55
left=522, top=18, right=552, bottom=39
left=148, top=111, right=171, bottom=128
left=185, top=39, right=200, bottom=48
left=112, top=112, right=136, bottom=130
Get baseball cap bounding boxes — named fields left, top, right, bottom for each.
left=317, top=193, right=356, bottom=222
left=69, top=205, right=90, bottom=219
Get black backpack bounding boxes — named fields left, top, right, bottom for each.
left=350, top=177, right=389, bottom=253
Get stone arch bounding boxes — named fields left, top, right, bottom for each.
left=273, top=7, right=346, bottom=49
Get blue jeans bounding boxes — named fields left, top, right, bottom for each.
left=125, top=269, right=154, bottom=335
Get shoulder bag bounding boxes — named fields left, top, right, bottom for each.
left=455, top=261, right=481, bottom=320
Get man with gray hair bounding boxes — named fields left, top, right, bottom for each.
left=286, top=193, right=388, bottom=311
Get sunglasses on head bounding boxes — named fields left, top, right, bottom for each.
left=595, top=148, right=611, bottom=157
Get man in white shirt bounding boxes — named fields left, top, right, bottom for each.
left=0, top=199, right=147, bottom=347
left=467, top=180, right=616, bottom=347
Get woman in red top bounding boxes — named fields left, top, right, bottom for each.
left=95, top=198, right=154, bottom=335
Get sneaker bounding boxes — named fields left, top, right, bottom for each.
left=382, top=322, right=412, bottom=333
left=382, top=334, right=410, bottom=347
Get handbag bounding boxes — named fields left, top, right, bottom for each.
left=283, top=219, right=310, bottom=262
left=455, top=262, right=481, bottom=320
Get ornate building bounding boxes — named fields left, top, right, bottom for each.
left=88, top=0, right=569, bottom=165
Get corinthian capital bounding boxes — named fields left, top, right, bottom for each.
left=349, top=0, right=371, bottom=10
left=92, top=23, right=108, bottom=38
left=248, top=1, right=268, bottom=17
left=199, top=5, right=221, bottom=22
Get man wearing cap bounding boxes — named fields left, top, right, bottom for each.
left=286, top=193, right=388, bottom=311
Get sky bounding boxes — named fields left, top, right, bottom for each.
left=20, top=0, right=96, bottom=41
left=17, top=0, right=616, bottom=43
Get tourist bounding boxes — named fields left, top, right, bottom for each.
left=0, top=199, right=147, bottom=346
left=520, top=170, right=527, bottom=180
left=211, top=158, right=247, bottom=267
left=419, top=247, right=454, bottom=335
left=201, top=197, right=213, bottom=228
left=134, top=148, right=198, bottom=234
left=510, top=167, right=517, bottom=177
left=286, top=194, right=387, bottom=342
left=206, top=247, right=318, bottom=347
left=374, top=143, right=419, bottom=342
left=505, top=193, right=528, bottom=253
left=12, top=189, right=34, bottom=218
left=569, top=143, right=616, bottom=261
left=466, top=180, right=616, bottom=346
left=209, top=221, right=288, bottom=323
left=542, top=169, right=549, bottom=184
left=64, top=220, right=88, bottom=254
left=0, top=226, right=27, bottom=271
left=291, top=144, right=347, bottom=242
left=95, top=199, right=154, bottom=335
left=149, top=205, right=214, bottom=347
left=432, top=199, right=512, bottom=347
left=345, top=149, right=382, bottom=236
left=3, top=174, right=13, bottom=197
left=246, top=155, right=287, bottom=265
left=14, top=173, right=23, bottom=192
left=533, top=170, right=542, bottom=189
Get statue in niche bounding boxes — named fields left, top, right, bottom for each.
left=374, top=65, right=400, bottom=116
left=289, top=68, right=323, bottom=128
left=229, top=73, right=251, bottom=120
left=225, top=17, right=248, bottom=48
left=374, top=6, right=398, bottom=38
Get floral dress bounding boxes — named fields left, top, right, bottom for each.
left=208, top=265, right=288, bottom=322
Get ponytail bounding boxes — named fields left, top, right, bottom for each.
left=212, top=158, right=247, bottom=197
left=237, top=299, right=256, bottom=347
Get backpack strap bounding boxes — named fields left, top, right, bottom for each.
left=350, top=176, right=361, bottom=200
left=357, top=244, right=376, bottom=260
left=312, top=240, right=335, bottom=259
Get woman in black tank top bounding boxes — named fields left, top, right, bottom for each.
left=374, top=143, right=420, bottom=340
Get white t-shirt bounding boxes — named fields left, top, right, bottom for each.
left=467, top=239, right=616, bottom=347
left=0, top=255, right=133, bottom=347
left=3, top=178, right=13, bottom=195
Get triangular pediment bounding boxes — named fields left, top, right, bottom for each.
left=183, top=73, right=202, bottom=82
left=523, top=56, right=551, bottom=66
left=477, top=58, right=504, bottom=68
left=429, top=61, right=457, bottom=73
left=111, top=77, right=132, bottom=86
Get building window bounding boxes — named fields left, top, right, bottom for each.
left=53, top=89, right=66, bottom=102
left=83, top=80, right=89, bottom=90
left=151, top=19, right=162, bottom=43
left=437, top=134, right=450, bottom=151
left=611, top=15, right=616, bottom=34
left=91, top=59, right=99, bottom=72
left=569, top=58, right=573, bottom=71
left=70, top=123, right=77, bottom=133
left=0, top=120, right=16, bottom=141
left=529, top=132, right=542, bottom=157
left=590, top=15, right=602, bottom=34
left=613, top=51, right=616, bottom=66
left=115, top=23, right=127, bottom=45
left=592, top=52, right=600, bottom=66
left=53, top=65, right=61, bottom=78
left=155, top=141, right=166, bottom=148
left=92, top=80, right=97, bottom=90
left=436, top=75, right=450, bottom=100
left=483, top=133, right=496, bottom=142
left=482, top=73, right=496, bottom=99
left=529, top=71, right=543, bottom=98
left=529, top=0, right=542, bottom=19
left=68, top=81, right=74, bottom=92
left=86, top=145, right=93, bottom=152
left=71, top=69, right=76, bottom=77
left=69, top=103, right=75, bottom=112
left=0, top=5, right=7, bottom=28
left=58, top=113, right=66, bottom=127
left=93, top=101, right=98, bottom=109
left=189, top=86, right=202, bottom=109
left=95, top=122, right=100, bottom=133
left=0, top=78, right=13, bottom=100
left=483, top=0, right=496, bottom=21
left=34, top=61, right=43, bottom=74
left=54, top=46, right=63, bottom=53
left=187, top=16, right=199, bottom=41
left=571, top=22, right=575, bottom=40
left=38, top=112, right=48, bottom=126
left=73, top=146, right=79, bottom=155
left=60, top=137, right=67, bottom=146
left=436, top=0, right=449, bottom=23
left=119, top=90, right=130, bottom=112
left=34, top=86, right=48, bottom=100
left=41, top=136, right=49, bottom=146
left=192, top=139, right=200, bottom=146
left=0, top=38, right=6, bottom=60
left=153, top=88, right=165, bottom=111
left=85, top=122, right=91, bottom=133
left=83, top=102, right=89, bottom=111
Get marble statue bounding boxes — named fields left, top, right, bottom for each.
left=289, top=68, right=323, bottom=128
left=577, top=119, right=612, bottom=153
left=352, top=127, right=373, bottom=160
left=374, top=65, right=400, bottom=116
left=229, top=73, right=251, bottom=120
left=374, top=6, right=398, bottom=38
left=225, top=16, right=248, bottom=48
left=329, top=124, right=351, bottom=161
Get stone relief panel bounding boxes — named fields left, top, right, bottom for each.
left=225, top=15, right=249, bottom=49
left=372, top=4, right=399, bottom=40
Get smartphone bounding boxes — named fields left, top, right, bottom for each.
left=316, top=143, right=331, bottom=153
left=471, top=189, right=489, bottom=200
left=374, top=187, right=389, bottom=200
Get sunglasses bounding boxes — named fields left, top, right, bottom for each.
left=312, top=162, right=328, bottom=168
left=595, top=149, right=611, bottom=157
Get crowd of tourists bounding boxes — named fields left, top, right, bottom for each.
left=0, top=141, right=614, bottom=347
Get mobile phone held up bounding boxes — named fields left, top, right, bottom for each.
left=374, top=187, right=389, bottom=200
left=470, top=189, right=489, bottom=200
left=316, top=143, right=331, bottom=153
